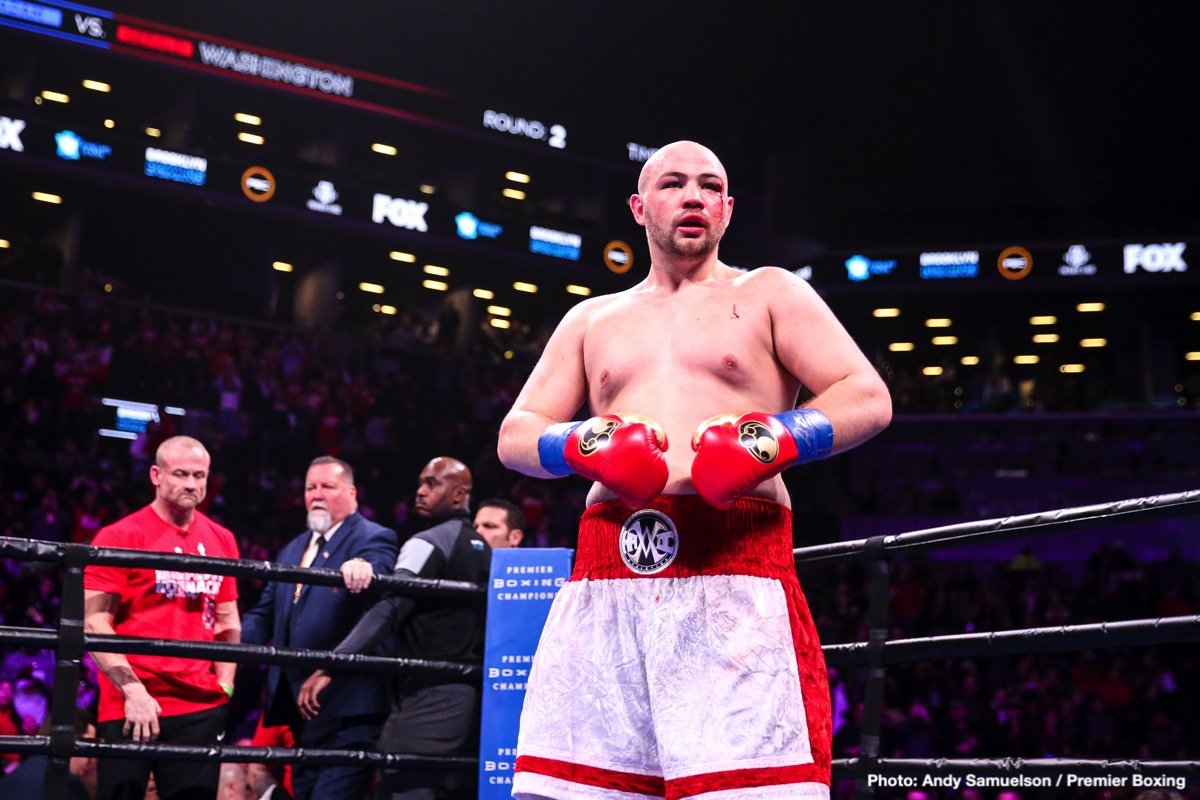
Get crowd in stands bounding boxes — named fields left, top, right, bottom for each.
left=1, top=278, right=1198, bottom=798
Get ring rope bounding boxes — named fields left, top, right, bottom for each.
left=0, top=736, right=477, bottom=771
left=0, top=537, right=487, bottom=600
left=0, top=625, right=474, bottom=677
left=824, top=614, right=1200, bottom=666
left=793, top=488, right=1200, bottom=566
left=2, top=489, right=1199, bottom=797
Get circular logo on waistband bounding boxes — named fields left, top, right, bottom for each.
left=619, top=509, right=679, bottom=575
left=577, top=417, right=620, bottom=457
left=738, top=419, right=779, bottom=463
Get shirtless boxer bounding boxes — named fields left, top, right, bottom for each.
left=498, top=140, right=892, bottom=799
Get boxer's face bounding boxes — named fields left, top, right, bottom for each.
left=630, top=141, right=733, bottom=261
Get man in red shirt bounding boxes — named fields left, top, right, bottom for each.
left=84, top=435, right=242, bottom=800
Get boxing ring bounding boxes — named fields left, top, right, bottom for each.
left=2, top=488, right=1199, bottom=799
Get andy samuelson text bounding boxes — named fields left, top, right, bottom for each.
left=867, top=773, right=1186, bottom=791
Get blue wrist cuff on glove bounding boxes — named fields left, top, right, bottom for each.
left=775, top=408, right=834, bottom=464
left=537, top=421, right=583, bottom=477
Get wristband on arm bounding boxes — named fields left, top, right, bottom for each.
left=537, top=421, right=584, bottom=476
left=775, top=408, right=835, bottom=464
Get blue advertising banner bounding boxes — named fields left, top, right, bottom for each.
left=477, top=547, right=573, bottom=799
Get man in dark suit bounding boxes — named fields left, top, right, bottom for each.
left=297, top=456, right=491, bottom=800
left=242, top=456, right=398, bottom=800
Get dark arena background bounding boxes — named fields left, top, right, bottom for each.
left=2, top=2, right=1199, bottom=799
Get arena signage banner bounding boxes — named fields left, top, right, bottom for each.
left=371, top=193, right=429, bottom=231
left=478, top=547, right=572, bottom=799
left=0, top=115, right=26, bottom=151
left=482, top=109, right=567, bottom=150
left=306, top=180, right=343, bottom=215
left=0, top=0, right=114, bottom=44
left=918, top=250, right=980, bottom=280
left=55, top=129, right=112, bottom=161
left=144, top=147, right=207, bottom=186
left=1123, top=242, right=1187, bottom=274
left=529, top=225, right=582, bottom=261
left=845, top=253, right=898, bottom=282
left=1057, top=244, right=1098, bottom=276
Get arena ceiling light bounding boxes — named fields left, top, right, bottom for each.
left=81, top=79, right=111, bottom=93
left=422, top=279, right=449, bottom=292
left=1029, top=315, right=1057, bottom=325
left=961, top=355, right=981, bottom=365
left=358, top=281, right=385, bottom=294
left=1013, top=354, right=1040, bottom=364
left=145, top=127, right=162, bottom=138
left=32, top=191, right=62, bottom=204
left=371, top=142, right=398, bottom=156
left=0, top=238, right=9, bottom=249
left=505, top=171, right=531, bottom=184
left=921, top=366, right=943, bottom=376
left=1190, top=312, right=1200, bottom=322
left=1032, top=333, right=1060, bottom=343
left=422, top=264, right=450, bottom=276
left=419, top=184, right=436, bottom=195
left=237, top=132, right=264, bottom=145
left=1076, top=302, right=1105, bottom=313
left=103, top=118, right=115, bottom=129
left=888, top=342, right=915, bottom=352
left=931, top=336, right=958, bottom=345
left=502, top=188, right=526, bottom=200
left=372, top=304, right=397, bottom=315
left=513, top=281, right=538, bottom=293
left=389, top=250, right=416, bottom=263
left=566, top=285, right=592, bottom=296
left=272, top=261, right=293, bottom=272
left=1080, top=338, right=1107, bottom=348
left=1060, top=364, right=1086, bottom=373
left=1186, top=351, right=1200, bottom=361
left=490, top=318, right=512, bottom=329
left=872, top=308, right=900, bottom=318
left=40, top=90, right=69, bottom=103
left=472, top=288, right=495, bottom=300
left=924, top=318, right=952, bottom=328
left=234, top=112, right=262, bottom=125
left=487, top=305, right=511, bottom=317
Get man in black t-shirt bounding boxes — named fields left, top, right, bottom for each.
left=297, top=457, right=490, bottom=800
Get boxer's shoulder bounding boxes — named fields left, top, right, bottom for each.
left=730, top=264, right=808, bottom=293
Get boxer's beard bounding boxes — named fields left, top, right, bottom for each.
left=307, top=509, right=333, bottom=534
left=646, top=214, right=719, bottom=260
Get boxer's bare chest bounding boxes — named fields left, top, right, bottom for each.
left=583, top=284, right=780, bottom=408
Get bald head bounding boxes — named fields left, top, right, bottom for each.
left=155, top=435, right=209, bottom=467
left=637, top=140, right=728, bottom=194
left=150, top=435, right=211, bottom=525
left=415, top=457, right=473, bottom=519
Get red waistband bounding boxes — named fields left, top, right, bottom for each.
left=571, top=495, right=796, bottom=581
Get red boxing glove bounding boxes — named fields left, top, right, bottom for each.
left=542, top=414, right=668, bottom=508
left=690, top=409, right=834, bottom=510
